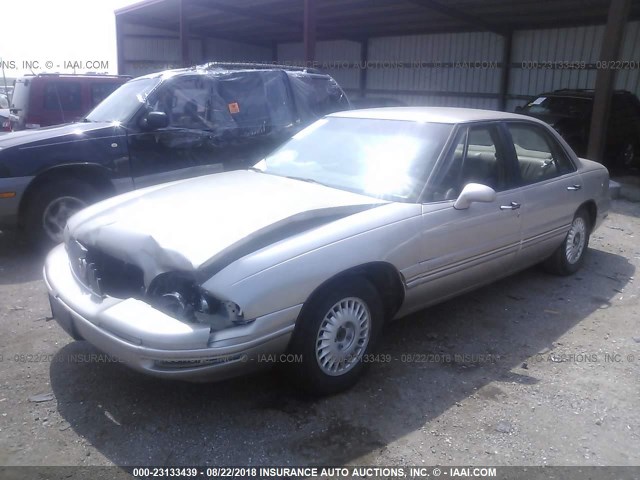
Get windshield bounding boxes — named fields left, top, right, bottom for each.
left=521, top=96, right=592, bottom=117
left=256, top=117, right=452, bottom=202
left=85, top=77, right=160, bottom=123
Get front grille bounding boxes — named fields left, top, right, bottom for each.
left=68, top=240, right=145, bottom=299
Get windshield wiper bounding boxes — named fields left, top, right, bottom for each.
left=283, top=175, right=329, bottom=187
left=248, top=169, right=330, bottom=188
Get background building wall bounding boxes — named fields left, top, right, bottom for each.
left=121, top=21, right=640, bottom=112
left=120, top=23, right=269, bottom=76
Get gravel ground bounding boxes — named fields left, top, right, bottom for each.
left=0, top=199, right=638, bottom=468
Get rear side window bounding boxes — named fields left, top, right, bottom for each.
left=288, top=73, right=349, bottom=122
left=43, top=82, right=82, bottom=111
left=214, top=71, right=294, bottom=132
left=507, top=123, right=575, bottom=185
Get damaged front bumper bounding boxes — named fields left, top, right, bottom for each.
left=44, top=244, right=301, bottom=381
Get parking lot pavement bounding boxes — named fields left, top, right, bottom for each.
left=0, top=199, right=639, bottom=468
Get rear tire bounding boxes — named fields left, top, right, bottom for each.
left=24, top=179, right=96, bottom=250
left=617, top=142, right=636, bottom=169
left=543, top=208, right=591, bottom=276
left=286, top=277, right=384, bottom=396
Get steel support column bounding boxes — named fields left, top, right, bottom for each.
left=304, top=0, right=317, bottom=66
left=179, top=0, right=190, bottom=68
left=587, top=0, right=632, bottom=162
left=499, top=31, right=512, bottom=112
left=359, top=39, right=369, bottom=97
left=115, top=16, right=125, bottom=75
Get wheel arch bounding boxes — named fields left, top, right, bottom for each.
left=297, top=261, right=406, bottom=325
left=18, top=164, right=116, bottom=227
left=578, top=200, right=597, bottom=230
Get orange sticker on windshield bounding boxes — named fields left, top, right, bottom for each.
left=228, top=102, right=240, bottom=114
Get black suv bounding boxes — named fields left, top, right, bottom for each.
left=516, top=89, right=640, bottom=168
left=0, top=63, right=349, bottom=246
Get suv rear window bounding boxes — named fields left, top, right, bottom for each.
left=44, top=82, right=82, bottom=111
left=522, top=96, right=591, bottom=117
left=288, top=73, right=349, bottom=122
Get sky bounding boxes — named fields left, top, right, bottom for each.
left=0, top=0, right=142, bottom=79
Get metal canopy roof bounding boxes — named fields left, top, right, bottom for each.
left=116, top=0, right=640, bottom=45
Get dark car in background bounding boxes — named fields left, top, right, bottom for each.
left=516, top=89, right=640, bottom=168
left=8, top=73, right=131, bottom=131
left=349, top=96, right=406, bottom=109
left=0, top=63, right=349, bottom=246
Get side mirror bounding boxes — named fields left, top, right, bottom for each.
left=453, top=183, right=496, bottom=210
left=144, top=111, right=169, bottom=130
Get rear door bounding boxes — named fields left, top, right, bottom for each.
left=502, top=121, right=583, bottom=266
left=608, top=94, right=640, bottom=159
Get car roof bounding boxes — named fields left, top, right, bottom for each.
left=16, top=74, right=130, bottom=80
left=136, top=63, right=326, bottom=81
left=330, top=107, right=547, bottom=125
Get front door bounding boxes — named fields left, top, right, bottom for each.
left=404, top=123, right=523, bottom=312
left=127, top=75, right=225, bottom=189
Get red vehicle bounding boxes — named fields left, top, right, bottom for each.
left=8, top=73, right=131, bottom=130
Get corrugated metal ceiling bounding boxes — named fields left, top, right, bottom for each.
left=116, top=0, right=640, bottom=44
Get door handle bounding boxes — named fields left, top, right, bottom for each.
left=500, top=202, right=521, bottom=210
left=567, top=184, right=582, bottom=191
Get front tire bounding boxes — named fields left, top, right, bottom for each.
left=24, top=179, right=96, bottom=249
left=287, top=277, right=384, bottom=395
left=543, top=208, right=591, bottom=276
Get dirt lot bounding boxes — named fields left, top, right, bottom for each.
left=0, top=199, right=638, bottom=469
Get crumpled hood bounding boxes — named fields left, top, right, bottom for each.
left=67, top=170, right=384, bottom=282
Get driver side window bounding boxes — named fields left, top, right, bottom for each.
left=428, top=124, right=506, bottom=202
left=149, top=77, right=213, bottom=130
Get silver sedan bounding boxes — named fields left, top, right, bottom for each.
left=44, top=107, right=610, bottom=394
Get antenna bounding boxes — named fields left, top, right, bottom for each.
left=0, top=57, right=9, bottom=103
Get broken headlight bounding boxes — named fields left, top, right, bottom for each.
left=147, top=272, right=249, bottom=328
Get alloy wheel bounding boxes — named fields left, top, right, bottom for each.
left=315, top=297, right=371, bottom=376
left=42, top=196, right=86, bottom=243
left=565, top=216, right=587, bottom=265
